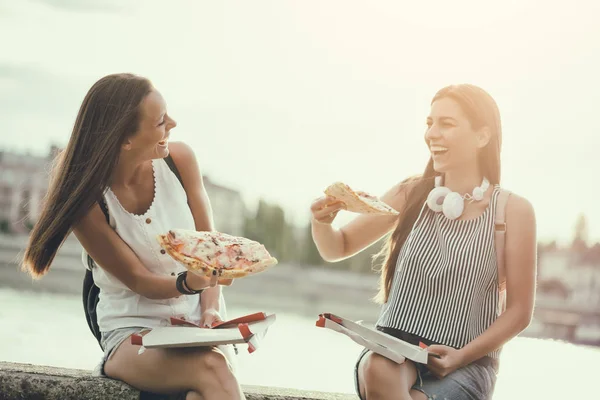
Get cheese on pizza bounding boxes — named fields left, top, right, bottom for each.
left=157, top=229, right=278, bottom=279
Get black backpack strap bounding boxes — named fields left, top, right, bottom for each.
left=164, top=154, right=184, bottom=189
left=82, top=195, right=109, bottom=351
left=83, top=267, right=102, bottom=350
left=98, top=196, right=109, bottom=223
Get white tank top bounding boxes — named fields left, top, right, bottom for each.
left=82, top=158, right=202, bottom=333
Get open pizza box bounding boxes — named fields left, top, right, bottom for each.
left=316, top=313, right=430, bottom=364
left=132, top=312, right=276, bottom=354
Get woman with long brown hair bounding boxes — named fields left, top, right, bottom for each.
left=22, top=73, right=245, bottom=400
left=310, top=84, right=537, bottom=399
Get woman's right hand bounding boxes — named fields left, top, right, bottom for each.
left=310, top=195, right=346, bottom=225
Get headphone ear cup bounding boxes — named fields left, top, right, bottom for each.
left=472, top=186, right=484, bottom=201
left=442, top=192, right=464, bottom=220
left=427, top=186, right=451, bottom=212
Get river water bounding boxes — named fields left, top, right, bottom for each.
left=0, top=288, right=596, bottom=399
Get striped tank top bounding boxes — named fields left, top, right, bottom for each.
left=377, top=186, right=502, bottom=358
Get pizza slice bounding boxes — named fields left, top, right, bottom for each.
left=157, top=229, right=278, bottom=279
left=324, top=182, right=399, bottom=215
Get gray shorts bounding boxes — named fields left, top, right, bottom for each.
left=354, top=348, right=498, bottom=400
left=93, top=326, right=148, bottom=377
left=93, top=327, right=239, bottom=378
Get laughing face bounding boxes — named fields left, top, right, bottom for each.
left=123, top=89, right=176, bottom=159
left=425, top=96, right=490, bottom=174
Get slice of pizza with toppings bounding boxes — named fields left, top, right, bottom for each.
left=157, top=229, right=278, bottom=279
left=324, top=182, right=399, bottom=215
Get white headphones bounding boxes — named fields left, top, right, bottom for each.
left=426, top=175, right=489, bottom=220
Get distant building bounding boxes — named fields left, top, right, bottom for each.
left=0, top=148, right=55, bottom=232
left=0, top=147, right=247, bottom=236
left=538, top=248, right=600, bottom=308
left=537, top=249, right=572, bottom=280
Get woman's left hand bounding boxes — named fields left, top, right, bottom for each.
left=199, top=308, right=223, bottom=328
left=426, top=345, right=466, bottom=378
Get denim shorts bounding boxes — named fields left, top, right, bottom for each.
left=93, top=326, right=148, bottom=377
left=353, top=328, right=499, bottom=400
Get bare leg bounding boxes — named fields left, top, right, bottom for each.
left=357, top=351, right=418, bottom=400
left=104, top=335, right=245, bottom=400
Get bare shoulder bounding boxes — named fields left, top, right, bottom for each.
left=168, top=141, right=198, bottom=167
left=75, top=202, right=110, bottom=233
left=504, top=191, right=536, bottom=233
left=502, top=191, right=537, bottom=295
left=505, top=192, right=535, bottom=220
left=166, top=141, right=203, bottom=188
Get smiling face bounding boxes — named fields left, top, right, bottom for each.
left=425, top=96, right=491, bottom=174
left=122, top=89, right=177, bottom=160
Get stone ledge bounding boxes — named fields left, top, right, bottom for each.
left=0, top=362, right=355, bottom=400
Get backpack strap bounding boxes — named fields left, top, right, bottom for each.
left=495, top=188, right=511, bottom=314
left=164, top=154, right=185, bottom=189
left=84, top=196, right=109, bottom=349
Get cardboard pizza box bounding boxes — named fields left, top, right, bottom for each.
left=132, top=312, right=276, bottom=354
left=316, top=313, right=430, bottom=364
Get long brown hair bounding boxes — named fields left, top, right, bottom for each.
left=374, top=84, right=503, bottom=303
left=22, top=73, right=153, bottom=277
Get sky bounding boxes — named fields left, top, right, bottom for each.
left=1, top=0, right=599, bottom=245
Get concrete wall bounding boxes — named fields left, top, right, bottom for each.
left=0, top=362, right=355, bottom=400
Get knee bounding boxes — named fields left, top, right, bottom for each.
left=363, top=353, right=401, bottom=396
left=363, top=353, right=396, bottom=385
left=198, top=349, right=235, bottom=381
left=192, top=349, right=240, bottom=396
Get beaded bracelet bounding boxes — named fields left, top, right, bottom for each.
left=176, top=271, right=203, bottom=295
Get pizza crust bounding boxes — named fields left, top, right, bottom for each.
left=324, top=182, right=399, bottom=215
left=157, top=232, right=278, bottom=279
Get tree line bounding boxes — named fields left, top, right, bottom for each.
left=243, top=199, right=384, bottom=274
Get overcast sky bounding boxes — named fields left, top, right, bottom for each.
left=1, top=0, right=599, bottom=244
